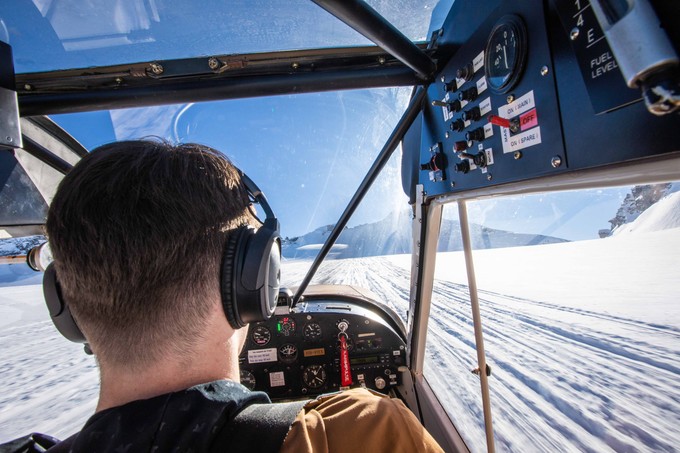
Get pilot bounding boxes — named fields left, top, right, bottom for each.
left=44, top=140, right=444, bottom=452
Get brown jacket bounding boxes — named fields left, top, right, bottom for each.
left=281, top=388, right=445, bottom=453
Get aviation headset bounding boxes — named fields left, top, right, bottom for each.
left=43, top=170, right=281, bottom=344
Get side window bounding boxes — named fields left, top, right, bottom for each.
left=424, top=183, right=680, bottom=451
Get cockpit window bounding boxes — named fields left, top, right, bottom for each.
left=4, top=0, right=448, bottom=74
left=425, top=183, right=680, bottom=451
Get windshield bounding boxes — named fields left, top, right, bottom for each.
left=4, top=0, right=451, bottom=73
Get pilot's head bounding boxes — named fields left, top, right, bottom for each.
left=46, top=140, right=257, bottom=369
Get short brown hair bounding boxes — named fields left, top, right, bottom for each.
left=46, top=140, right=254, bottom=368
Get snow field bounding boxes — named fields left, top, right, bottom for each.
left=0, top=228, right=677, bottom=451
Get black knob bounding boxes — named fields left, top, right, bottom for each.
left=444, top=79, right=458, bottom=92
left=465, top=127, right=485, bottom=142
left=462, top=106, right=481, bottom=122
left=448, top=99, right=462, bottom=113
left=450, top=119, right=465, bottom=132
left=453, top=140, right=468, bottom=152
left=454, top=160, right=470, bottom=174
left=458, top=86, right=478, bottom=102
left=421, top=153, right=448, bottom=171
left=456, top=63, right=474, bottom=82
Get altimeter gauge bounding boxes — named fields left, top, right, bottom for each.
left=303, top=322, right=322, bottom=341
left=484, top=15, right=528, bottom=94
left=240, top=369, right=256, bottom=390
left=302, top=365, right=327, bottom=389
left=251, top=325, right=271, bottom=346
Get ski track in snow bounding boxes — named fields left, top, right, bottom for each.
left=285, top=238, right=679, bottom=452
left=2, top=237, right=678, bottom=451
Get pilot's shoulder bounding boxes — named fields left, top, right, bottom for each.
left=281, top=389, right=444, bottom=453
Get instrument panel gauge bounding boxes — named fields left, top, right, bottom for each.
left=277, top=316, right=296, bottom=336
left=302, top=365, right=327, bottom=389
left=303, top=322, right=322, bottom=341
left=251, top=325, right=271, bottom=346
left=240, top=369, right=256, bottom=390
left=278, top=343, right=298, bottom=363
left=484, top=15, right=528, bottom=94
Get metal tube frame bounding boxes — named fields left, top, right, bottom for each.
left=311, top=0, right=437, bottom=80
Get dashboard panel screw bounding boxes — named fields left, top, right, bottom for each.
left=506, top=95, right=514, bottom=103
left=291, top=62, right=300, bottom=70
left=514, top=151, right=522, bottom=160
left=551, top=156, right=563, bottom=168
left=570, top=27, right=580, bottom=40
left=208, top=57, right=220, bottom=70
left=150, top=62, right=164, bottom=75
left=541, top=66, right=549, bottom=76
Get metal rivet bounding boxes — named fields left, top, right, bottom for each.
left=150, top=63, right=164, bottom=75
left=6, top=137, right=12, bottom=142
left=506, top=95, right=514, bottom=103
left=364, top=319, right=369, bottom=324
left=551, top=156, right=563, bottom=168
left=291, top=62, right=300, bottom=70
left=540, top=66, right=549, bottom=76
left=24, top=84, right=32, bottom=91
left=377, top=56, right=386, bottom=65
left=487, top=174, right=493, bottom=181
left=570, top=27, right=580, bottom=40
left=514, top=151, right=522, bottom=160
left=440, top=75, right=446, bottom=83
left=114, top=77, right=123, bottom=84
left=445, top=131, right=450, bottom=139
left=208, top=57, right=220, bottom=70
left=450, top=181, right=456, bottom=188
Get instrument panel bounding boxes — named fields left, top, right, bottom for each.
left=239, top=293, right=406, bottom=400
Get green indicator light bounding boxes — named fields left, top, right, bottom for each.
left=277, top=324, right=281, bottom=332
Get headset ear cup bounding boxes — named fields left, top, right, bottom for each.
left=221, top=228, right=246, bottom=329
left=235, top=226, right=280, bottom=324
left=43, top=263, right=87, bottom=343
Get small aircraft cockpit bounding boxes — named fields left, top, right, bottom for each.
left=0, top=1, right=679, bottom=452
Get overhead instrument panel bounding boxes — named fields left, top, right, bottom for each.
left=238, top=290, right=407, bottom=400
left=420, top=1, right=566, bottom=197
left=416, top=0, right=680, bottom=199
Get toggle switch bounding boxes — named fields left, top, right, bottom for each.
left=432, top=99, right=462, bottom=113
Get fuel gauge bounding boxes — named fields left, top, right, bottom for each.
left=484, top=15, right=528, bottom=94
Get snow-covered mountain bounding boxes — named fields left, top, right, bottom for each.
left=0, top=235, right=45, bottom=257
left=282, top=210, right=568, bottom=259
left=613, top=189, right=680, bottom=236
left=607, top=183, right=679, bottom=234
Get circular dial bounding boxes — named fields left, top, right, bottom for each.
left=251, top=325, right=271, bottom=346
left=484, top=15, right=528, bottom=94
left=302, top=365, right=327, bottom=389
left=278, top=343, right=298, bottom=363
left=303, top=322, right=322, bottom=341
left=240, top=369, right=256, bottom=390
left=277, top=317, right=296, bottom=336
